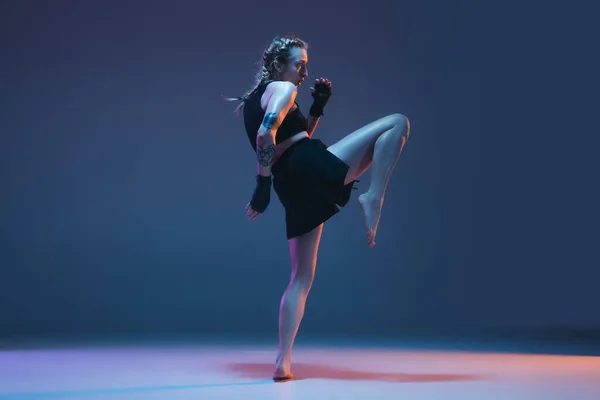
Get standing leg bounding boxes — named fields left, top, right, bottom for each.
left=274, top=223, right=323, bottom=380
left=327, top=113, right=410, bottom=246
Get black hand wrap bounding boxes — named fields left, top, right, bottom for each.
left=309, top=80, right=332, bottom=117
left=250, top=174, right=272, bottom=213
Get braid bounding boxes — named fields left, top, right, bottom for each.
left=224, top=35, right=308, bottom=115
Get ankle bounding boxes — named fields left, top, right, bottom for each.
left=276, top=351, right=291, bottom=364
left=361, top=191, right=383, bottom=204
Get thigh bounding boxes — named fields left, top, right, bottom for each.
left=327, top=113, right=404, bottom=185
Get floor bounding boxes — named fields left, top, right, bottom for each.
left=1, top=338, right=599, bottom=399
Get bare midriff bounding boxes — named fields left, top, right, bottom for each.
left=273, top=131, right=308, bottom=163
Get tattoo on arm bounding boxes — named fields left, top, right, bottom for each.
left=257, top=112, right=278, bottom=166
left=261, top=112, right=278, bottom=130
left=257, top=144, right=275, bottom=166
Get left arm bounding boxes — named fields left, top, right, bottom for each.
left=306, top=78, right=332, bottom=138
left=306, top=115, right=320, bottom=137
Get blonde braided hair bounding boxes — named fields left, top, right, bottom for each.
left=225, top=35, right=308, bottom=114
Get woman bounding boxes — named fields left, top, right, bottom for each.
left=227, top=35, right=410, bottom=381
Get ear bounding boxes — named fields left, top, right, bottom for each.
left=273, top=60, right=284, bottom=73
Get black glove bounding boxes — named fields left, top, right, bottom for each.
left=249, top=174, right=272, bottom=213
left=309, top=78, right=332, bottom=117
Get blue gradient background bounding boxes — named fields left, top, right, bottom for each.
left=1, top=0, right=598, bottom=340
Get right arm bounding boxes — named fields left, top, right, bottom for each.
left=255, top=81, right=298, bottom=177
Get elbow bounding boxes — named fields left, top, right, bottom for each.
left=256, top=129, right=276, bottom=143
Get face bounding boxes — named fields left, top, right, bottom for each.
left=276, top=46, right=308, bottom=87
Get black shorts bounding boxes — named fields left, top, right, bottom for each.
left=271, top=138, right=358, bottom=239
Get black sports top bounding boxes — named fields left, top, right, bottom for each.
left=243, top=81, right=308, bottom=152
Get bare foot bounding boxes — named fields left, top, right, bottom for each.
left=273, top=354, right=293, bottom=381
left=358, top=192, right=383, bottom=247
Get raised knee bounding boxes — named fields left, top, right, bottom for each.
left=390, top=113, right=410, bottom=137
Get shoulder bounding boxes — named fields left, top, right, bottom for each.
left=265, top=80, right=297, bottom=98
left=261, top=81, right=297, bottom=110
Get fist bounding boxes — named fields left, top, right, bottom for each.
left=310, top=77, right=332, bottom=98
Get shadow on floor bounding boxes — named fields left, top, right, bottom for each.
left=225, top=362, right=482, bottom=383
